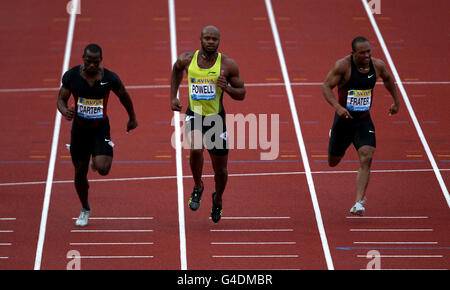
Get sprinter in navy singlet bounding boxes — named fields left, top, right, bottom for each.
left=57, top=44, right=138, bottom=227
left=322, top=36, right=400, bottom=216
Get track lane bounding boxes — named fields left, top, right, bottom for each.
left=40, top=0, right=181, bottom=269
left=174, top=0, right=327, bottom=269
left=0, top=1, right=71, bottom=269
left=272, top=0, right=450, bottom=269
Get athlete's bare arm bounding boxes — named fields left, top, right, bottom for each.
left=114, top=84, right=138, bottom=132
left=373, top=58, right=400, bottom=115
left=322, top=58, right=353, bottom=119
left=57, top=86, right=75, bottom=121
left=217, top=56, right=246, bottom=101
left=170, top=52, right=194, bottom=111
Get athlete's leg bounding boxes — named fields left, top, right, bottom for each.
left=73, top=159, right=90, bottom=210
left=188, top=129, right=204, bottom=189
left=328, top=113, right=352, bottom=167
left=355, top=145, right=375, bottom=202
left=328, top=155, right=343, bottom=167
left=209, top=153, right=228, bottom=204
left=91, top=155, right=112, bottom=176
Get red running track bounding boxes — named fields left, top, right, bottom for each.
left=0, top=0, right=448, bottom=270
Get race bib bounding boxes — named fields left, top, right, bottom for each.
left=77, top=97, right=104, bottom=119
left=190, top=77, right=216, bottom=100
left=346, top=89, right=372, bottom=111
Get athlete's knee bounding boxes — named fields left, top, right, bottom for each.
left=358, top=146, right=375, bottom=166
left=95, top=164, right=111, bottom=176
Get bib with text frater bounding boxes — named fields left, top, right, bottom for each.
left=77, top=97, right=104, bottom=119
left=187, top=50, right=223, bottom=116
left=346, top=89, right=372, bottom=111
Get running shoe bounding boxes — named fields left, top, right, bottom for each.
left=188, top=182, right=204, bottom=211
left=350, top=199, right=366, bottom=216
left=75, top=208, right=91, bottom=227
left=211, top=191, right=222, bottom=223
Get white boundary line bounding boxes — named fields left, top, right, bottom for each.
left=1, top=168, right=449, bottom=187
left=1, top=81, right=450, bottom=93
left=168, top=0, right=187, bottom=271
left=362, top=0, right=450, bottom=208
left=264, top=0, right=334, bottom=270
left=33, top=0, right=78, bottom=270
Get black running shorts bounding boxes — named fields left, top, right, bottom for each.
left=328, top=112, right=376, bottom=157
left=70, top=117, right=114, bottom=161
left=185, top=111, right=228, bottom=156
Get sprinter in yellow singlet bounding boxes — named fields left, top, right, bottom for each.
left=170, top=26, right=246, bottom=223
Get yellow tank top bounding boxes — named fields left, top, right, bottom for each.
left=188, top=50, right=223, bottom=116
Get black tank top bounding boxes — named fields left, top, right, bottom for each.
left=338, top=55, right=376, bottom=119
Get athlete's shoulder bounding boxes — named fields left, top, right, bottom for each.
left=62, top=65, right=80, bottom=86
left=371, top=57, right=386, bottom=69
left=179, top=51, right=195, bottom=63
left=102, top=67, right=119, bottom=79
left=333, top=56, right=351, bottom=74
left=220, top=53, right=239, bottom=69
left=175, top=51, right=195, bottom=69
left=64, top=65, right=81, bottom=77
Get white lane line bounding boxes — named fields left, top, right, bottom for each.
left=0, top=218, right=16, bottom=221
left=168, top=0, right=187, bottom=271
left=0, top=243, right=12, bottom=246
left=211, top=242, right=296, bottom=245
left=350, top=229, right=433, bottom=232
left=210, top=216, right=290, bottom=220
left=0, top=231, right=14, bottom=233
left=2, top=81, right=450, bottom=93
left=33, top=0, right=78, bottom=270
left=70, top=229, right=153, bottom=233
left=72, top=256, right=154, bottom=259
left=210, top=229, right=293, bottom=232
left=69, top=242, right=154, bottom=246
left=361, top=268, right=448, bottom=270
left=264, top=0, right=334, bottom=270
left=353, top=242, right=438, bottom=245
left=212, top=255, right=299, bottom=258
left=346, top=216, right=429, bottom=219
left=2, top=168, right=449, bottom=187
left=357, top=255, right=442, bottom=258
left=362, top=0, right=450, bottom=208
left=70, top=217, right=154, bottom=220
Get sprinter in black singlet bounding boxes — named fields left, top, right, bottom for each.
left=57, top=44, right=138, bottom=227
left=322, top=36, right=400, bottom=216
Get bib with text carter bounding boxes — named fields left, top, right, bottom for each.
left=77, top=97, right=104, bottom=119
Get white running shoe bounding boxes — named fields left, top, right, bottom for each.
left=75, top=208, right=91, bottom=227
left=350, top=200, right=366, bottom=216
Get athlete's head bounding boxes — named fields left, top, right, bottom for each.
left=351, top=36, right=371, bottom=66
left=82, top=43, right=103, bottom=75
left=200, top=26, right=220, bottom=55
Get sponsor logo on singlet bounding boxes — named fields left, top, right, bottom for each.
left=77, top=97, right=104, bottom=119
left=190, top=77, right=216, bottom=100
left=346, top=89, right=372, bottom=111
